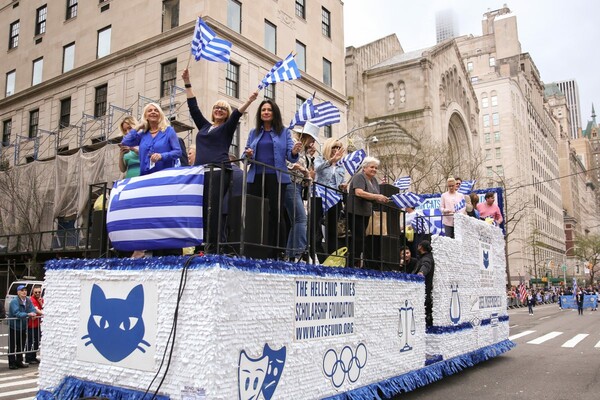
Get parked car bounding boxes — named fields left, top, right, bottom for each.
left=4, top=280, right=45, bottom=311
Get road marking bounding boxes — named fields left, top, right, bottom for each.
left=594, top=340, right=600, bottom=348
left=539, top=316, right=551, bottom=320
left=510, top=324, right=519, bottom=328
left=562, top=334, right=589, bottom=348
left=527, top=331, right=563, bottom=344
left=508, top=330, right=536, bottom=340
left=0, top=378, right=38, bottom=389
left=0, top=388, right=38, bottom=398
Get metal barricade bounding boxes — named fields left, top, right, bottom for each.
left=0, top=316, right=43, bottom=363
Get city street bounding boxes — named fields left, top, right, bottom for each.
left=396, top=303, right=600, bottom=399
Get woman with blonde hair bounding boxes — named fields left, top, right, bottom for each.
left=118, top=116, right=141, bottom=178
left=440, top=177, right=466, bottom=238
left=314, top=137, right=347, bottom=254
left=121, top=103, right=182, bottom=175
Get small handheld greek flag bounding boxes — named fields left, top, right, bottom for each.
left=258, top=53, right=301, bottom=90
left=391, top=192, right=423, bottom=208
left=107, top=166, right=205, bottom=251
left=338, top=149, right=366, bottom=176
left=393, top=176, right=411, bottom=192
left=289, top=94, right=315, bottom=128
left=454, top=198, right=466, bottom=212
left=310, top=101, right=341, bottom=127
left=313, top=185, right=342, bottom=213
left=458, top=180, right=476, bottom=194
left=190, top=17, right=232, bottom=63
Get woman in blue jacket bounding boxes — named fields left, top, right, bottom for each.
left=245, top=99, right=302, bottom=258
left=121, top=103, right=182, bottom=176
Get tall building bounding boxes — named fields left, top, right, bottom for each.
left=456, top=5, right=565, bottom=285
left=435, top=9, right=458, bottom=43
left=555, top=80, right=582, bottom=139
left=0, top=0, right=347, bottom=260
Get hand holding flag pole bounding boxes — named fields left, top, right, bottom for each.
left=258, top=52, right=302, bottom=90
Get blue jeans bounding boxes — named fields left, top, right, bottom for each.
left=284, top=183, right=307, bottom=258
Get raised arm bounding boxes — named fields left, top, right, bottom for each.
left=238, top=91, right=259, bottom=114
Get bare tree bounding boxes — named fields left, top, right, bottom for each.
left=574, top=234, right=600, bottom=286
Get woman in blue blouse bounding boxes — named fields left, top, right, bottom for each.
left=121, top=103, right=182, bottom=175
left=182, top=68, right=257, bottom=250
left=245, top=100, right=302, bottom=258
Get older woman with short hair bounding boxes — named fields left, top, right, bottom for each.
left=347, top=156, right=389, bottom=267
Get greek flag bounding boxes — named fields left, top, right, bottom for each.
left=339, top=149, right=366, bottom=176
left=288, top=94, right=315, bottom=128
left=258, top=53, right=301, bottom=90
left=391, top=192, right=423, bottom=208
left=393, top=176, right=411, bottom=191
left=454, top=198, right=466, bottom=212
left=411, top=209, right=443, bottom=235
left=313, top=184, right=342, bottom=213
left=190, top=17, right=232, bottom=63
left=572, top=278, right=578, bottom=299
left=310, top=101, right=341, bottom=127
left=107, top=166, right=205, bottom=251
left=458, top=180, right=476, bottom=194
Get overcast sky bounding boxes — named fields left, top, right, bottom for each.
left=344, top=0, right=600, bottom=126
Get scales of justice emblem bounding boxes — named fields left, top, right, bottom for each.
left=398, top=299, right=416, bottom=352
left=450, top=283, right=461, bottom=324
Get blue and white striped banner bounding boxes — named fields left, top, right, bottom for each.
left=338, top=149, right=366, bottom=176
left=457, top=180, right=476, bottom=194
left=391, top=192, right=423, bottom=208
left=411, top=209, right=443, bottom=236
left=454, top=198, right=466, bottom=212
left=310, top=101, right=341, bottom=127
left=393, top=176, right=411, bottom=192
left=107, top=166, right=205, bottom=251
left=313, top=185, right=342, bottom=213
left=289, top=95, right=315, bottom=128
left=258, top=53, right=301, bottom=90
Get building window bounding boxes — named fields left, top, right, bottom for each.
left=66, top=0, right=78, bottom=20
left=60, top=97, right=71, bottom=128
left=230, top=123, right=240, bottom=158
left=5, top=70, right=16, bottom=97
left=323, top=125, right=332, bottom=138
left=495, top=147, right=501, bottom=159
left=296, top=41, right=306, bottom=71
left=494, top=131, right=500, bottom=142
left=94, top=84, right=108, bottom=117
left=29, top=109, right=39, bottom=138
left=162, top=0, right=179, bottom=32
left=296, top=95, right=306, bottom=110
left=491, top=94, right=498, bottom=107
left=492, top=112, right=499, bottom=126
left=321, top=7, right=331, bottom=38
left=63, top=42, right=75, bottom=73
left=9, top=20, right=19, bottom=50
left=160, top=59, right=177, bottom=98
left=489, top=57, right=496, bottom=67
left=226, top=62, right=239, bottom=98
left=295, top=0, right=305, bottom=19
left=35, top=5, right=47, bottom=36
left=32, top=58, right=43, bottom=85
left=482, top=96, right=489, bottom=108
left=227, top=0, right=241, bottom=33
left=486, top=166, right=493, bottom=177
left=471, top=76, right=478, bottom=83
left=264, top=83, right=275, bottom=101
left=483, top=114, right=490, bottom=128
left=97, top=26, right=111, bottom=59
left=496, top=165, right=504, bottom=176
left=467, top=62, right=473, bottom=72
left=485, top=149, right=491, bottom=160
left=2, top=119, right=11, bottom=146
left=323, top=58, right=332, bottom=87
left=264, top=20, right=276, bottom=54
left=484, top=132, right=491, bottom=144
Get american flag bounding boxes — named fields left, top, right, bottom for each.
left=107, top=166, right=205, bottom=251
left=391, top=192, right=423, bottom=208
left=338, top=149, right=366, bottom=176
left=258, top=53, right=301, bottom=89
left=313, top=184, right=342, bottom=213
left=518, top=283, right=527, bottom=303
left=393, top=176, right=411, bottom=191
left=457, top=180, right=476, bottom=194
left=190, top=17, right=232, bottom=63
left=310, top=101, right=341, bottom=127
left=288, top=93, right=315, bottom=128
left=454, top=198, right=466, bottom=212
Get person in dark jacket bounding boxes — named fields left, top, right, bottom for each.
left=413, top=240, right=435, bottom=327
left=8, top=285, right=37, bottom=369
left=576, top=289, right=585, bottom=315
left=399, top=246, right=417, bottom=274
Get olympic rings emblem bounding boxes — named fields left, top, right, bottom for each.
left=322, top=343, right=367, bottom=388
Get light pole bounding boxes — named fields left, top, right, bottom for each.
left=337, top=120, right=389, bottom=142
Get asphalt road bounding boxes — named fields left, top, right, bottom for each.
left=394, top=303, right=600, bottom=399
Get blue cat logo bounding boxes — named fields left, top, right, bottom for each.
left=238, top=344, right=286, bottom=400
left=483, top=250, right=490, bottom=269
left=81, top=284, right=150, bottom=362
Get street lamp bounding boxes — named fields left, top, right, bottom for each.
left=337, top=120, right=389, bottom=142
